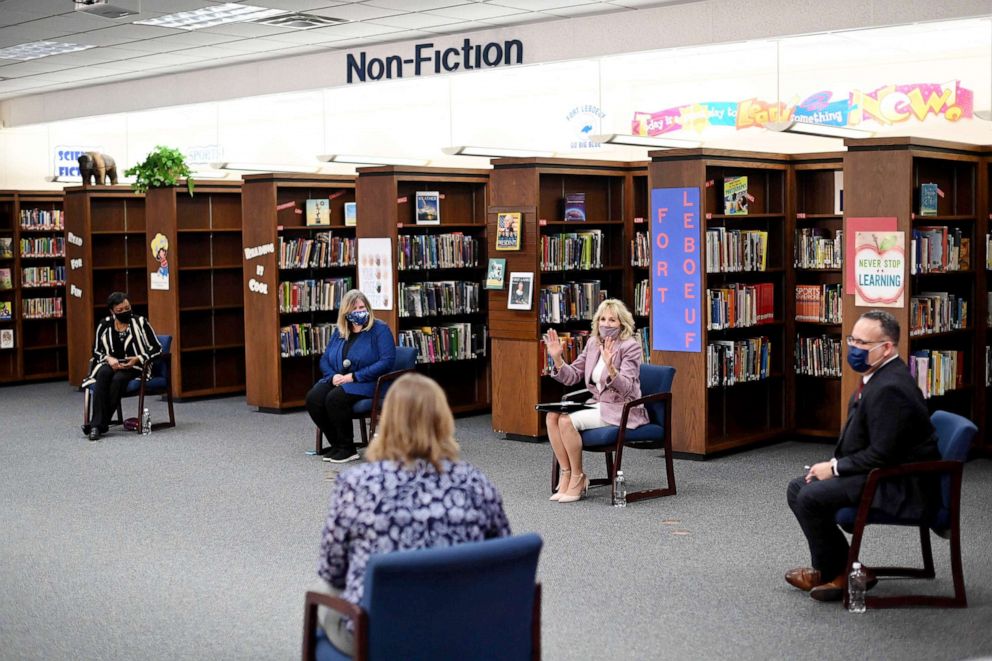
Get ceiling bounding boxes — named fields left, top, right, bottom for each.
left=0, top=0, right=679, bottom=101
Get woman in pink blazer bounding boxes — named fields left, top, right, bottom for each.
left=543, top=298, right=647, bottom=503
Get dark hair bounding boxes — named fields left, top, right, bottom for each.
left=860, top=309, right=900, bottom=344
left=107, top=291, right=129, bottom=310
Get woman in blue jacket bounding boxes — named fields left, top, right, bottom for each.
left=306, top=289, right=396, bottom=463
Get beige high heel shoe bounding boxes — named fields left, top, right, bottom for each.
left=557, top=472, right=589, bottom=503
left=550, top=469, right=571, bottom=501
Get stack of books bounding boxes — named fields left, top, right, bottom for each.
left=707, top=337, right=771, bottom=387
left=20, top=237, right=64, bottom=257
left=794, top=228, right=843, bottom=269
left=705, top=228, right=767, bottom=272
left=633, top=279, right=650, bottom=317
left=22, top=266, right=65, bottom=288
left=631, top=232, right=650, bottom=267
left=707, top=283, right=774, bottom=329
left=279, top=233, right=356, bottom=269
left=279, top=322, right=334, bottom=358
left=909, top=349, right=964, bottom=398
left=23, top=297, right=63, bottom=319
left=911, top=226, right=969, bottom=273
left=540, top=330, right=590, bottom=375
left=397, top=232, right=479, bottom=270
left=795, top=335, right=843, bottom=378
left=19, top=209, right=63, bottom=230
left=540, top=230, right=603, bottom=271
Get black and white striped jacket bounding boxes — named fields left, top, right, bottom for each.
left=81, top=315, right=162, bottom=388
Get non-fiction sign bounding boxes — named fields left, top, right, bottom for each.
left=853, top=231, right=905, bottom=308
left=651, top=187, right=702, bottom=352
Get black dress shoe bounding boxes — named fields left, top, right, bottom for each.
left=88, top=428, right=102, bottom=441
left=81, top=424, right=92, bottom=436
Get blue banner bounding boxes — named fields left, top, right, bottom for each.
left=651, top=187, right=702, bottom=353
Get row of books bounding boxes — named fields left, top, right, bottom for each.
left=397, top=323, right=487, bottom=364
left=707, top=336, right=772, bottom=387
left=795, top=284, right=842, bottom=324
left=278, top=233, right=355, bottom=269
left=539, top=281, right=605, bottom=324
left=397, top=233, right=480, bottom=270
left=278, top=277, right=353, bottom=314
left=909, top=292, right=968, bottom=336
left=539, top=330, right=591, bottom=375
left=706, top=283, right=775, bottom=330
left=795, top=334, right=843, bottom=378
left=705, top=228, right=767, bottom=272
left=22, top=266, right=65, bottom=288
left=794, top=228, right=842, bottom=270
left=910, top=226, right=969, bottom=274
left=909, top=349, right=964, bottom=399
left=23, top=297, right=63, bottom=319
left=20, top=209, right=64, bottom=231
left=540, top=230, right=604, bottom=271
left=633, top=279, right=649, bottom=317
left=631, top=232, right=650, bottom=267
left=280, top=322, right=333, bottom=358
left=398, top=281, right=480, bottom=318
left=20, top=237, right=64, bottom=258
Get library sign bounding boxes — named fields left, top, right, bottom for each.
left=650, top=187, right=702, bottom=352
left=346, top=38, right=523, bottom=83
left=853, top=231, right=905, bottom=308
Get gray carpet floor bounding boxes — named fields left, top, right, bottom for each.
left=2, top=381, right=991, bottom=661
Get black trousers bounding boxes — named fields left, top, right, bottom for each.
left=305, top=381, right=364, bottom=451
left=90, top=364, right=139, bottom=429
left=786, top=474, right=867, bottom=580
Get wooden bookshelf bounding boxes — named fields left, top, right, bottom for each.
left=488, top=158, right=643, bottom=438
left=981, top=151, right=991, bottom=452
left=628, top=162, right=652, bottom=363
left=649, top=149, right=789, bottom=456
left=146, top=181, right=245, bottom=399
left=0, top=191, right=17, bottom=383
left=843, top=138, right=983, bottom=448
left=355, top=166, right=491, bottom=416
left=789, top=153, right=845, bottom=438
left=241, top=173, right=357, bottom=411
left=64, top=186, right=147, bottom=387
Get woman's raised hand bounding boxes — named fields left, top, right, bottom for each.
left=543, top=328, right=563, bottom=361
left=600, top=336, right=615, bottom=365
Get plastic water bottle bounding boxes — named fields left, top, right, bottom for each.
left=613, top=470, right=627, bottom=508
left=848, top=562, right=867, bottom=613
left=141, top=408, right=151, bottom=436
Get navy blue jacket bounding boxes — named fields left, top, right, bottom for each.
left=318, top=320, right=396, bottom=398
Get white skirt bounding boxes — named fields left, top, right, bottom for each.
left=567, top=402, right=610, bottom=432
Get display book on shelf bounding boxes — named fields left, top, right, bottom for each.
left=240, top=173, right=357, bottom=411
left=145, top=180, right=246, bottom=399
left=63, top=185, right=147, bottom=387
left=0, top=190, right=67, bottom=383
left=355, top=165, right=491, bottom=415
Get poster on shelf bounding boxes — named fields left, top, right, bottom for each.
left=357, top=238, right=393, bottom=310
left=844, top=217, right=897, bottom=293
left=149, top=233, right=170, bottom=291
left=651, top=187, right=701, bottom=353
left=853, top=231, right=905, bottom=308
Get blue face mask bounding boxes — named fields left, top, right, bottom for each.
left=847, top=344, right=882, bottom=373
left=346, top=309, right=369, bottom=326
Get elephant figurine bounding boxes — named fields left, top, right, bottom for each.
left=77, top=152, right=118, bottom=185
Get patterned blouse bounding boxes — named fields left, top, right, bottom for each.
left=318, top=458, right=512, bottom=606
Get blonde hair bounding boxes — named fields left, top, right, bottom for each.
left=591, top=298, right=635, bottom=341
left=365, top=373, right=460, bottom=470
left=336, top=289, right=375, bottom=338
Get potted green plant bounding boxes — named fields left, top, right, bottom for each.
left=124, top=145, right=194, bottom=196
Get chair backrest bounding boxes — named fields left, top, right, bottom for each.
left=639, top=364, right=676, bottom=425
left=393, top=345, right=418, bottom=371
left=152, top=335, right=173, bottom=380
left=930, top=410, right=977, bottom=512
left=360, top=533, right=542, bottom=660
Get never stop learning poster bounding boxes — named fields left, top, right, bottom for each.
left=650, top=187, right=702, bottom=353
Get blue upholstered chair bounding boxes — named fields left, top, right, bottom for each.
left=303, top=533, right=543, bottom=661
left=835, top=410, right=976, bottom=608
left=314, top=346, right=418, bottom=455
left=552, top=364, right=676, bottom=504
left=83, top=334, right=175, bottom=431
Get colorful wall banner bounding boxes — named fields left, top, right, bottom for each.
left=853, top=231, right=905, bottom=308
left=651, top=187, right=702, bottom=353
left=633, top=80, right=973, bottom=136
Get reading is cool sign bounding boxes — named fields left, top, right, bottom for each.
left=853, top=231, right=905, bottom=308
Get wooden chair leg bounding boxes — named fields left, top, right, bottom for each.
left=919, top=526, right=935, bottom=578
left=136, top=389, right=146, bottom=434
left=83, top=390, right=91, bottom=427
left=551, top=455, right=560, bottom=494
left=315, top=427, right=324, bottom=455
left=359, top=418, right=369, bottom=446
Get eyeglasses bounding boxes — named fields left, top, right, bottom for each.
left=846, top=335, right=886, bottom=348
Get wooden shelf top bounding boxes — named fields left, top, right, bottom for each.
left=706, top=212, right=785, bottom=220
left=356, top=165, right=490, bottom=180
left=241, top=172, right=356, bottom=186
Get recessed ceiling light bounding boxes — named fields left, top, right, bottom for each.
left=0, top=41, right=96, bottom=61
left=255, top=13, right=348, bottom=30
left=134, top=3, right=288, bottom=31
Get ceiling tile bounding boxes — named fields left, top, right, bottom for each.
left=119, top=31, right=245, bottom=53
left=0, top=10, right=36, bottom=28
left=361, top=13, right=463, bottom=30
left=209, top=37, right=305, bottom=53
left=366, top=0, right=469, bottom=10
left=308, top=4, right=405, bottom=21
left=543, top=2, right=628, bottom=16
left=0, top=0, right=73, bottom=16
left=422, top=20, right=498, bottom=35
left=194, top=21, right=305, bottom=38
left=117, top=51, right=206, bottom=68
left=0, top=60, right=73, bottom=77
left=478, top=13, right=554, bottom=26
left=267, top=20, right=405, bottom=42
left=426, top=4, right=531, bottom=20
left=65, top=24, right=185, bottom=47
left=488, top=0, right=599, bottom=10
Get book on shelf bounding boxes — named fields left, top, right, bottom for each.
left=631, top=231, right=650, bottom=267
left=833, top=171, right=844, bottom=215
left=909, top=291, right=968, bottom=336
left=987, top=233, right=992, bottom=269
left=0, top=238, right=12, bottom=258
left=540, top=230, right=602, bottom=271
left=415, top=191, right=441, bottom=225
left=0, top=268, right=11, bottom=289
left=398, top=281, right=480, bottom=317
left=0, top=328, right=12, bottom=349
left=278, top=277, right=353, bottom=314
left=0, top=300, right=11, bottom=320
left=279, top=232, right=356, bottom=268
left=706, top=282, right=774, bottom=330
left=538, top=281, right=604, bottom=323
left=344, top=202, right=357, bottom=227
left=485, top=258, right=506, bottom=290
left=795, top=334, right=843, bottom=378
left=795, top=284, right=842, bottom=323
left=634, top=279, right=649, bottom=316
left=918, top=183, right=939, bottom=216
left=909, top=349, right=964, bottom=399
left=280, top=322, right=334, bottom=358
left=706, top=228, right=767, bottom=272
left=707, top=336, right=771, bottom=387
left=22, top=265, right=65, bottom=287
left=563, top=193, right=586, bottom=221
left=495, top=212, right=521, bottom=251
left=19, top=208, right=63, bottom=230
left=910, top=226, right=968, bottom=274
left=397, top=323, right=487, bottom=363
left=723, top=176, right=749, bottom=215
left=540, top=330, right=590, bottom=374
left=22, top=297, right=63, bottom=319
left=305, top=199, right=331, bottom=227
left=19, top=236, right=64, bottom=257
left=794, top=228, right=842, bottom=269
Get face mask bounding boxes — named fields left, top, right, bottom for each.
left=847, top=343, right=882, bottom=373
left=346, top=309, right=369, bottom=326
left=115, top=310, right=132, bottom=324
left=599, top=324, right=621, bottom=339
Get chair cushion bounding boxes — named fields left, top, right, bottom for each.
left=124, top=376, right=168, bottom=396
left=581, top=423, right=665, bottom=448
left=313, top=627, right=350, bottom=661
left=351, top=398, right=373, bottom=416
left=835, top=505, right=947, bottom=533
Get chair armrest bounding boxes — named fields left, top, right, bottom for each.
left=851, top=460, right=963, bottom=532
left=302, top=591, right=368, bottom=661
left=369, top=367, right=418, bottom=430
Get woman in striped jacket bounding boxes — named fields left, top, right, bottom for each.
left=81, top=291, right=161, bottom=441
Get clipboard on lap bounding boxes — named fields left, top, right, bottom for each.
left=535, top=401, right=593, bottom=414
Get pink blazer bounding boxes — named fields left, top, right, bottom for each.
left=551, top=336, right=648, bottom=429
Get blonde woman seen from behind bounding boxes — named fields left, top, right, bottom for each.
left=543, top=298, right=647, bottom=503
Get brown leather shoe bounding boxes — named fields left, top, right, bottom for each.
left=809, top=574, right=846, bottom=602
left=785, top=567, right=823, bottom=592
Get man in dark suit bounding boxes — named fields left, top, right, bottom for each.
left=785, top=310, right=939, bottom=601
